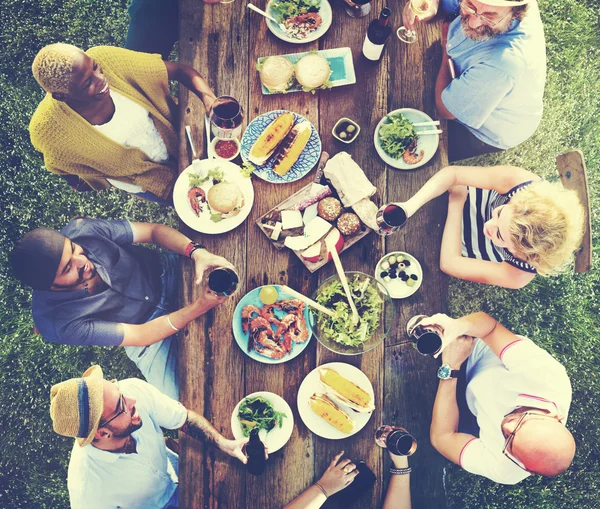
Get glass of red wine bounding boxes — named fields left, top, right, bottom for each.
left=209, top=96, right=244, bottom=140
left=344, top=0, right=371, bottom=18
left=375, top=203, right=407, bottom=236
left=207, top=267, right=239, bottom=296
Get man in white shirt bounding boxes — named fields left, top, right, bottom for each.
left=50, top=365, right=247, bottom=508
left=418, top=312, right=575, bottom=484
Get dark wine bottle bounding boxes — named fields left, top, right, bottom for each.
left=362, top=8, right=392, bottom=62
left=246, top=428, right=266, bottom=476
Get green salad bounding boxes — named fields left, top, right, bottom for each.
left=315, top=275, right=383, bottom=347
left=238, top=396, right=287, bottom=437
left=187, top=167, right=225, bottom=188
left=270, top=0, right=321, bottom=22
left=378, top=112, right=417, bottom=159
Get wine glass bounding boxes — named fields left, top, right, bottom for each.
left=375, top=203, right=407, bottom=236
left=397, top=0, right=435, bottom=44
left=344, top=0, right=371, bottom=19
left=209, top=96, right=244, bottom=140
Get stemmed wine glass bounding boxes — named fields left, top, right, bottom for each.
left=375, top=203, right=408, bottom=236
left=397, top=0, right=435, bottom=44
left=343, top=0, right=371, bottom=19
left=209, top=96, right=244, bottom=140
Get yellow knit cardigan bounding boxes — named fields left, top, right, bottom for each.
left=29, top=46, right=179, bottom=200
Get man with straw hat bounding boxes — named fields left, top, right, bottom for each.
left=50, top=365, right=248, bottom=509
left=9, top=217, right=235, bottom=400
left=403, top=0, right=545, bottom=161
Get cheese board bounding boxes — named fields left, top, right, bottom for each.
left=255, top=152, right=374, bottom=273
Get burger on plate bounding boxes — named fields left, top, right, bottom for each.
left=207, top=182, right=245, bottom=220
left=259, top=56, right=295, bottom=94
left=295, top=53, right=332, bottom=93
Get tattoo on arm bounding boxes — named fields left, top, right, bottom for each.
left=179, top=410, right=222, bottom=446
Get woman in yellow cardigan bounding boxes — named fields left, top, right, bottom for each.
left=30, top=43, right=216, bottom=203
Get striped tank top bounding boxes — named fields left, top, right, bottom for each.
left=462, top=181, right=537, bottom=274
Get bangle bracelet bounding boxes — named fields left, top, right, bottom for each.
left=390, top=467, right=412, bottom=475
left=314, top=482, right=328, bottom=498
left=166, top=314, right=180, bottom=332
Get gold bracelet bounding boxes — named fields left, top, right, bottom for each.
left=314, top=482, right=328, bottom=498
left=166, top=314, right=180, bottom=332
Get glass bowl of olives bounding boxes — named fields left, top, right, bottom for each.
left=332, top=117, right=360, bottom=144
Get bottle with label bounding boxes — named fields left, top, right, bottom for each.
left=362, top=8, right=392, bottom=62
left=245, top=428, right=266, bottom=475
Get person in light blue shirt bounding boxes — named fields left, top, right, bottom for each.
left=50, top=365, right=248, bottom=509
left=403, top=0, right=546, bottom=161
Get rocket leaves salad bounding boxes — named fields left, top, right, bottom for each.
left=238, top=396, right=287, bottom=437
left=378, top=112, right=417, bottom=159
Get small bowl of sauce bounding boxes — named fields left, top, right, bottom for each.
left=211, top=137, right=241, bottom=161
left=332, top=117, right=360, bottom=144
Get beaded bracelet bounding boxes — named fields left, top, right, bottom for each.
left=390, top=467, right=412, bottom=475
left=314, top=482, right=329, bottom=498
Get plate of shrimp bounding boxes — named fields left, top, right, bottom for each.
left=233, top=285, right=313, bottom=364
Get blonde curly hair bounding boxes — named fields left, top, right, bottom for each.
left=32, top=43, right=83, bottom=94
left=508, top=180, right=585, bottom=275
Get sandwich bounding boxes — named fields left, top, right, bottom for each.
left=259, top=56, right=295, bottom=94
left=309, top=393, right=355, bottom=434
left=248, top=112, right=295, bottom=165
left=207, top=182, right=245, bottom=220
left=318, top=367, right=375, bottom=413
left=271, top=121, right=312, bottom=176
left=294, top=53, right=332, bottom=93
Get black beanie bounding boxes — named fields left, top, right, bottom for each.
left=9, top=228, right=66, bottom=290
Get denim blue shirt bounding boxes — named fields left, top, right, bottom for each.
left=441, top=0, right=546, bottom=149
left=32, top=218, right=162, bottom=347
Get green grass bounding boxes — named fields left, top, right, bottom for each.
left=0, top=0, right=599, bottom=507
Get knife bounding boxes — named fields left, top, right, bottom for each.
left=313, top=151, right=330, bottom=184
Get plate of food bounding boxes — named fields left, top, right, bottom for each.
left=241, top=110, right=321, bottom=183
left=374, top=108, right=439, bottom=170
left=231, top=392, right=294, bottom=453
left=375, top=252, right=423, bottom=299
left=257, top=48, right=356, bottom=95
left=266, top=0, right=332, bottom=44
left=173, top=159, right=254, bottom=234
left=232, top=285, right=313, bottom=364
left=297, top=362, right=375, bottom=439
left=312, top=272, right=394, bottom=355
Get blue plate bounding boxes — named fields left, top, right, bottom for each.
left=241, top=110, right=322, bottom=184
left=257, top=47, right=356, bottom=96
left=232, top=285, right=313, bottom=364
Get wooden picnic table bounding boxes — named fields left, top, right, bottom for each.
left=177, top=1, right=449, bottom=507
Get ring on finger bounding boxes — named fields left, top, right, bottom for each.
left=343, top=464, right=355, bottom=474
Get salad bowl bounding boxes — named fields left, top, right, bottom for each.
left=311, top=271, right=394, bottom=355
left=266, top=0, right=332, bottom=44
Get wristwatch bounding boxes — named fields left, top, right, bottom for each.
left=184, top=241, right=206, bottom=259
left=437, top=363, right=460, bottom=380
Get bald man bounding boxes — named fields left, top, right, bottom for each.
left=418, top=312, right=574, bottom=484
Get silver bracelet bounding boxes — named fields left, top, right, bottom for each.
left=390, top=467, right=412, bottom=475
left=166, top=314, right=180, bottom=332
left=314, top=482, right=328, bottom=498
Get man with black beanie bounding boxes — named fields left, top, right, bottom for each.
left=9, top=218, right=235, bottom=400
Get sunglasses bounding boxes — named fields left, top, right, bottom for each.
left=502, top=411, right=560, bottom=471
left=460, top=2, right=512, bottom=28
left=99, top=381, right=128, bottom=428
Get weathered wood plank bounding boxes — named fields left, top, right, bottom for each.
left=244, top=2, right=320, bottom=507
left=178, top=2, right=249, bottom=508
left=384, top=6, right=449, bottom=509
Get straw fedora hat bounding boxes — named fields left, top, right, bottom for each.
left=50, top=365, right=105, bottom=447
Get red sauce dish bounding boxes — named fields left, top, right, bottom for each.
left=213, top=138, right=240, bottom=161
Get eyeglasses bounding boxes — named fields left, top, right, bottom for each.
left=99, top=381, right=128, bottom=428
left=502, top=411, right=560, bottom=471
left=460, top=2, right=512, bottom=28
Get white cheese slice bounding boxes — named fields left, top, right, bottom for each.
left=270, top=222, right=282, bottom=241
left=281, top=210, right=304, bottom=230
left=284, top=235, right=313, bottom=251
left=303, top=203, right=319, bottom=225
left=304, top=216, right=332, bottom=239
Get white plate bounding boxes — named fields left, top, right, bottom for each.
left=374, top=108, right=439, bottom=170
left=374, top=251, right=423, bottom=299
left=297, top=362, right=374, bottom=440
left=231, top=391, right=294, bottom=453
left=173, top=159, right=254, bottom=234
left=266, top=0, right=332, bottom=44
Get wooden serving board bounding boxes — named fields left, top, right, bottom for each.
left=255, top=180, right=373, bottom=273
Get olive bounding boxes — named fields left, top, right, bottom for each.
left=388, top=256, right=397, bottom=265
left=346, top=124, right=356, bottom=133
left=390, top=273, right=397, bottom=279
left=339, top=131, right=348, bottom=140
left=381, top=261, right=390, bottom=271
left=399, top=270, right=406, bottom=277
left=406, top=279, right=415, bottom=287
left=404, top=259, right=411, bottom=267
left=380, top=271, right=388, bottom=278
left=411, top=274, right=418, bottom=280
